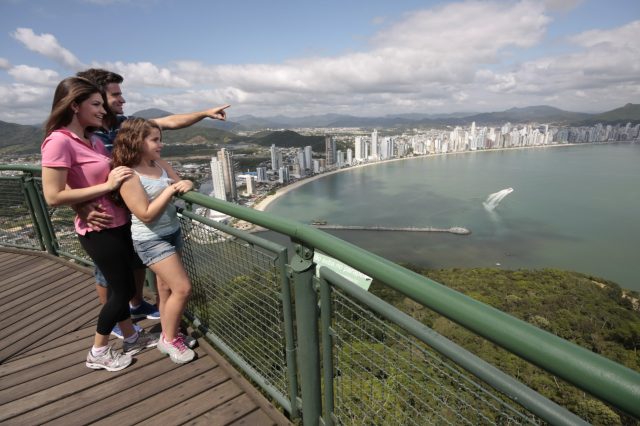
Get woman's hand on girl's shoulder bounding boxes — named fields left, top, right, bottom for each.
left=107, top=166, right=134, bottom=191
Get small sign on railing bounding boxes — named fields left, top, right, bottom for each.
left=314, top=251, right=373, bottom=291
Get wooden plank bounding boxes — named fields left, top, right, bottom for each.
left=0, top=334, right=92, bottom=378
left=199, top=331, right=293, bottom=426
left=0, top=346, right=166, bottom=423
left=229, top=408, right=279, bottom=426
left=8, top=325, right=96, bottom=361
left=0, top=272, right=89, bottom=325
left=48, top=352, right=219, bottom=426
left=135, top=379, right=243, bottom=426
left=0, top=262, right=63, bottom=300
left=184, top=394, right=258, bottom=426
left=7, top=349, right=178, bottom=425
left=0, top=256, right=54, bottom=285
left=0, top=356, right=90, bottom=404
left=0, top=346, right=90, bottom=392
left=0, top=253, right=34, bottom=276
left=0, top=294, right=99, bottom=362
left=0, top=276, right=94, bottom=334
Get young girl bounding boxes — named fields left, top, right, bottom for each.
left=112, top=118, right=195, bottom=364
left=41, top=77, right=158, bottom=372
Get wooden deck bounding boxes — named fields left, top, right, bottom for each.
left=0, top=248, right=292, bottom=426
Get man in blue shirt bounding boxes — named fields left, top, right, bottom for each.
left=76, top=68, right=229, bottom=340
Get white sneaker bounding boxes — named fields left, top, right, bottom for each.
left=86, top=346, right=132, bottom=372
left=123, top=330, right=159, bottom=355
left=158, top=334, right=196, bottom=364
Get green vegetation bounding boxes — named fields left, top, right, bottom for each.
left=578, top=103, right=640, bottom=125
left=371, top=267, right=640, bottom=424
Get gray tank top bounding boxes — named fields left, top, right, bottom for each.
left=130, top=165, right=179, bottom=241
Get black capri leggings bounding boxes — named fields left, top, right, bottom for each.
left=78, top=224, right=138, bottom=336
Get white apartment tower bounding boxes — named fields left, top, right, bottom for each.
left=325, top=136, right=336, bottom=166
left=209, top=157, right=227, bottom=201
left=270, top=144, right=280, bottom=171
left=304, top=146, right=313, bottom=170
left=371, top=130, right=379, bottom=160
left=354, top=136, right=366, bottom=161
left=216, top=148, right=237, bottom=201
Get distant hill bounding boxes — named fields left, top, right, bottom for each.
left=0, top=121, right=44, bottom=154
left=576, top=103, right=640, bottom=125
left=132, top=108, right=244, bottom=132
left=251, top=130, right=325, bottom=150
left=460, top=105, right=592, bottom=126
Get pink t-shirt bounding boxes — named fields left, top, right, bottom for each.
left=41, top=129, right=129, bottom=235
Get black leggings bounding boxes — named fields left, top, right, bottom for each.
left=78, top=224, right=138, bottom=336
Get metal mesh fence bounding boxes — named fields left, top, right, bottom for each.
left=179, top=215, right=290, bottom=400
left=34, top=178, right=91, bottom=263
left=329, top=286, right=542, bottom=425
left=0, top=176, right=42, bottom=250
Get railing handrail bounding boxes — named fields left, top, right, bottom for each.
left=0, top=164, right=41, bottom=174
left=179, top=191, right=640, bottom=419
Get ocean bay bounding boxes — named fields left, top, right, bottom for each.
left=264, top=143, right=640, bottom=291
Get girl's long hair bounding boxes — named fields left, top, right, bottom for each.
left=44, top=77, right=105, bottom=136
left=112, top=118, right=162, bottom=167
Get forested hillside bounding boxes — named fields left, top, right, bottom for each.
left=371, top=268, right=640, bottom=424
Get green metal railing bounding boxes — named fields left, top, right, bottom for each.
left=1, top=164, right=639, bottom=425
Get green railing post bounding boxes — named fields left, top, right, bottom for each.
left=289, top=242, right=321, bottom=426
left=23, top=174, right=57, bottom=256
left=277, top=248, right=300, bottom=420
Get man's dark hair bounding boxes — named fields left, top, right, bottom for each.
left=76, top=68, right=124, bottom=92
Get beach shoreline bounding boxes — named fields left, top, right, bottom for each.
left=251, top=141, right=605, bottom=212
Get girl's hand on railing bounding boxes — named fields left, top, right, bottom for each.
left=107, top=166, right=133, bottom=191
left=172, top=180, right=193, bottom=194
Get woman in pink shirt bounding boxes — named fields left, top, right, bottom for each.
left=41, top=77, right=158, bottom=371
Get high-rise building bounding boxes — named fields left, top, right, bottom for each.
left=371, top=129, right=379, bottom=160
left=216, top=148, right=237, bottom=201
left=336, top=150, right=343, bottom=168
left=297, top=149, right=306, bottom=176
left=304, top=146, right=313, bottom=170
left=278, top=166, right=289, bottom=183
left=245, top=175, right=255, bottom=195
left=354, top=136, right=368, bottom=161
left=347, top=148, right=353, bottom=165
left=209, top=156, right=226, bottom=201
left=325, top=136, right=336, bottom=166
left=256, top=166, right=267, bottom=183
left=270, top=144, right=280, bottom=171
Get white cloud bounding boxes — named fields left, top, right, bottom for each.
left=11, top=28, right=84, bottom=70
left=0, top=58, right=11, bottom=69
left=2, top=1, right=638, bottom=123
left=7, top=65, right=59, bottom=85
left=96, top=61, right=191, bottom=88
left=0, top=83, right=53, bottom=123
left=478, top=19, right=640, bottom=101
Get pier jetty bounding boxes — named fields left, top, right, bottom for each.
left=312, top=224, right=471, bottom=235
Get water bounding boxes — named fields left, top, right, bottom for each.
left=264, top=143, right=640, bottom=291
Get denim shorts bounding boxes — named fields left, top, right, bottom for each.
left=133, top=228, right=184, bottom=267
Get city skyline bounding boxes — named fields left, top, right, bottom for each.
left=1, top=0, right=639, bottom=125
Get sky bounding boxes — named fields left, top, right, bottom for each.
left=1, top=0, right=639, bottom=125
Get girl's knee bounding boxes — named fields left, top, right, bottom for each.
left=175, top=280, right=192, bottom=299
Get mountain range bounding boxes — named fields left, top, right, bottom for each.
left=1, top=104, right=638, bottom=155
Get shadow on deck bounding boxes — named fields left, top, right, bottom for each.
left=0, top=248, right=292, bottom=425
